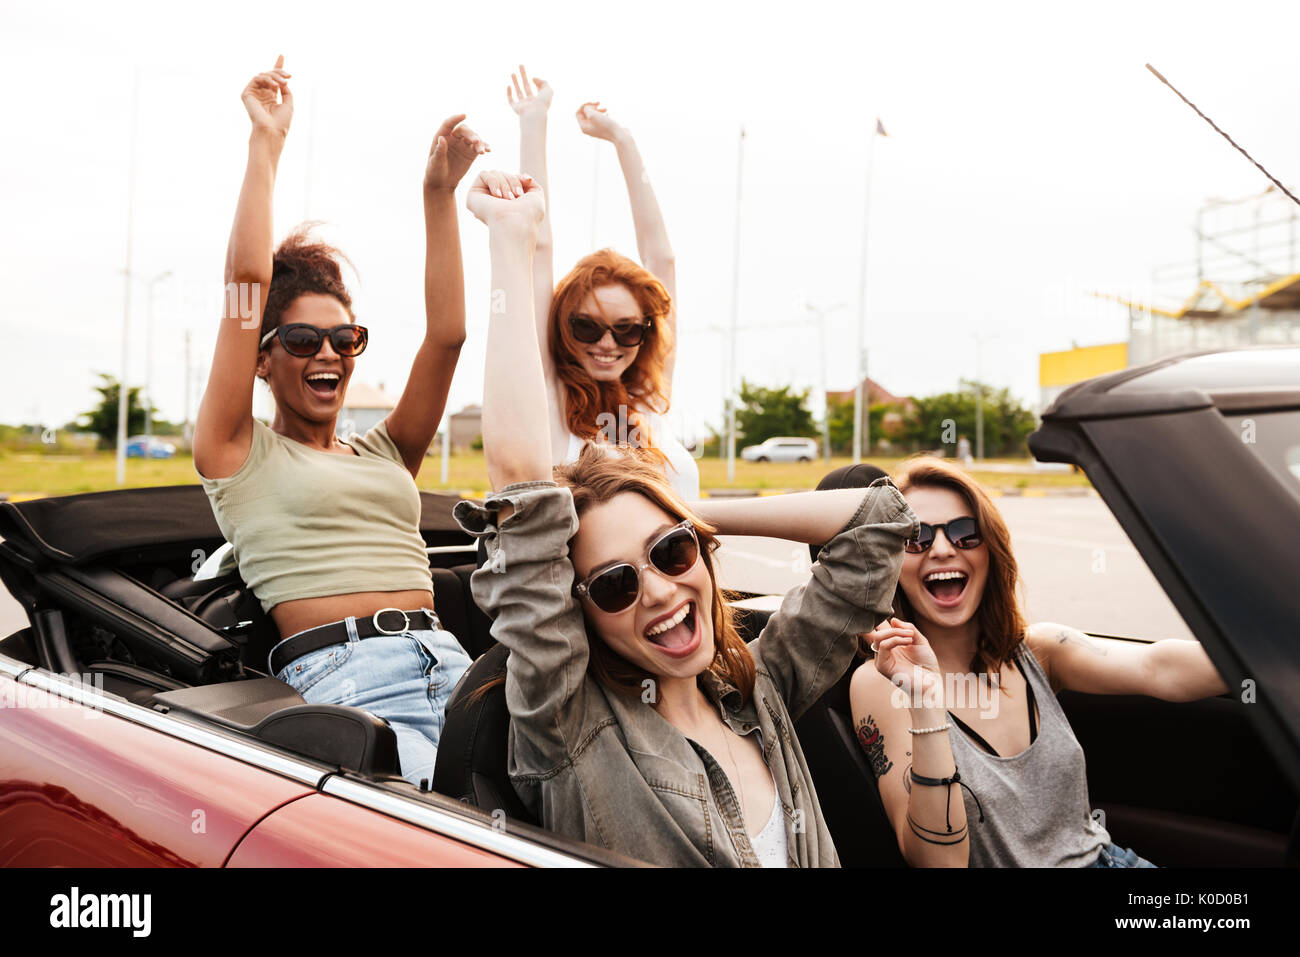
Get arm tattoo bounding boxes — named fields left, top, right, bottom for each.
left=856, top=714, right=894, bottom=778
left=1058, top=626, right=1107, bottom=656
left=903, top=763, right=912, bottom=794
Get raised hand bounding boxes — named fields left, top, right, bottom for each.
left=506, top=65, right=553, bottom=119
left=575, top=101, right=622, bottom=142
left=465, top=170, right=545, bottom=232
left=424, top=114, right=489, bottom=192
left=868, top=617, right=944, bottom=708
left=241, top=55, right=293, bottom=136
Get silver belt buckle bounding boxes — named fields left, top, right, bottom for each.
left=372, top=607, right=411, bottom=635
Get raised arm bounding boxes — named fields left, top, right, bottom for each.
left=576, top=102, right=679, bottom=389
left=506, top=68, right=557, bottom=374
left=458, top=171, right=592, bottom=779
left=384, top=115, right=487, bottom=475
left=1026, top=623, right=1228, bottom=701
left=194, top=56, right=293, bottom=480
left=465, top=170, right=551, bottom=494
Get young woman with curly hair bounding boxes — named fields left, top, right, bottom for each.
left=193, top=56, right=493, bottom=786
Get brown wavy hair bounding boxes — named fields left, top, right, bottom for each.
left=558, top=443, right=755, bottom=702
left=258, top=223, right=356, bottom=341
left=891, top=457, right=1027, bottom=677
left=549, top=250, right=673, bottom=463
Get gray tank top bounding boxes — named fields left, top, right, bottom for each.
left=946, top=642, right=1110, bottom=867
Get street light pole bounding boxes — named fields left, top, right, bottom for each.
left=973, top=326, right=997, bottom=462
left=141, top=269, right=172, bottom=439
left=853, top=120, right=888, bottom=463
left=805, top=301, right=845, bottom=465
left=726, top=126, right=746, bottom=484
left=116, top=70, right=140, bottom=487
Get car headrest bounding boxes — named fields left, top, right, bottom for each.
left=431, top=643, right=536, bottom=825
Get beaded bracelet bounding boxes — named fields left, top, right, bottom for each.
left=908, top=722, right=951, bottom=734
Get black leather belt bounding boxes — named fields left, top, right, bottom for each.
left=269, top=608, right=438, bottom=676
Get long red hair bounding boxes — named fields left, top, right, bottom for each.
left=549, top=250, right=673, bottom=461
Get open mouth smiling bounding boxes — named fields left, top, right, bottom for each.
left=643, top=599, right=700, bottom=658
left=922, top=569, right=969, bottom=607
left=305, top=371, right=341, bottom=400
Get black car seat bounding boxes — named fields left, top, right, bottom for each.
left=431, top=642, right=537, bottom=824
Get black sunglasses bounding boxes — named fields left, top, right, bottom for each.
left=260, top=323, right=369, bottom=358
left=905, top=517, right=983, bottom=554
left=574, top=520, right=700, bottom=613
left=568, top=314, right=653, bottom=347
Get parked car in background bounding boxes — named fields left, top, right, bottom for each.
left=741, top=436, right=818, bottom=463
left=125, top=436, right=176, bottom=459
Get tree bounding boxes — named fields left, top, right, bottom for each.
left=900, top=381, right=1037, bottom=457
left=77, top=374, right=153, bottom=449
left=825, top=395, right=906, bottom=455
left=734, top=380, right=817, bottom=447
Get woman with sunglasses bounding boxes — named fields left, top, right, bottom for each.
left=848, top=457, right=1228, bottom=867
left=192, top=56, right=489, bottom=786
left=504, top=66, right=699, bottom=499
left=455, top=169, right=917, bottom=866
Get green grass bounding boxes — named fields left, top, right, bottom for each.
left=0, top=448, right=1091, bottom=500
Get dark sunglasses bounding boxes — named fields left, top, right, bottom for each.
left=905, top=517, right=983, bottom=554
left=574, top=520, right=700, bottom=613
left=568, top=314, right=653, bottom=347
left=260, top=323, right=369, bottom=358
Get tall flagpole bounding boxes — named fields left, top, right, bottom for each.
left=116, top=70, right=140, bottom=486
left=853, top=118, right=884, bottom=463
left=726, top=126, right=746, bottom=484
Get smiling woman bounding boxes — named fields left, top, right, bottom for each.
left=505, top=65, right=698, bottom=499
left=456, top=167, right=918, bottom=866
left=847, top=456, right=1228, bottom=867
left=190, top=55, right=489, bottom=787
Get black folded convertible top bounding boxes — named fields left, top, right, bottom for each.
left=0, top=485, right=470, bottom=566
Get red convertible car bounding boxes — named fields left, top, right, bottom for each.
left=0, top=346, right=1297, bottom=867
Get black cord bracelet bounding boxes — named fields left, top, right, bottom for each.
left=908, top=766, right=986, bottom=831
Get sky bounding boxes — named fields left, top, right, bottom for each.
left=3, top=0, right=1298, bottom=445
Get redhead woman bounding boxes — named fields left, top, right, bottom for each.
left=848, top=457, right=1228, bottom=867
left=193, top=57, right=484, bottom=786
left=454, top=169, right=917, bottom=866
left=503, top=65, right=699, bottom=499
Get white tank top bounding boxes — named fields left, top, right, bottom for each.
left=749, top=774, right=788, bottom=868
left=563, top=408, right=701, bottom=501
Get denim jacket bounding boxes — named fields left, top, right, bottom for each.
left=453, top=479, right=917, bottom=867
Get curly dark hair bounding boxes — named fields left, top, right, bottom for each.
left=258, top=224, right=356, bottom=342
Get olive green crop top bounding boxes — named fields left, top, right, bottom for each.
left=198, top=419, right=434, bottom=613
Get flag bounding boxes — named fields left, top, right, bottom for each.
left=875, top=117, right=889, bottom=137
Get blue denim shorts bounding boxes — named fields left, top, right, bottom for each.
left=269, top=609, right=472, bottom=788
left=1090, top=842, right=1157, bottom=868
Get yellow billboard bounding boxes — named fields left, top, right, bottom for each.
left=1039, top=342, right=1128, bottom=387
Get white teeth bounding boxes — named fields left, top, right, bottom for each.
left=646, top=602, right=691, bottom=637
left=924, top=570, right=967, bottom=583
left=306, top=373, right=340, bottom=383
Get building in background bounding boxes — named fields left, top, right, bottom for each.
left=448, top=404, right=482, bottom=452
left=1041, top=186, right=1300, bottom=410
left=337, top=381, right=400, bottom=438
